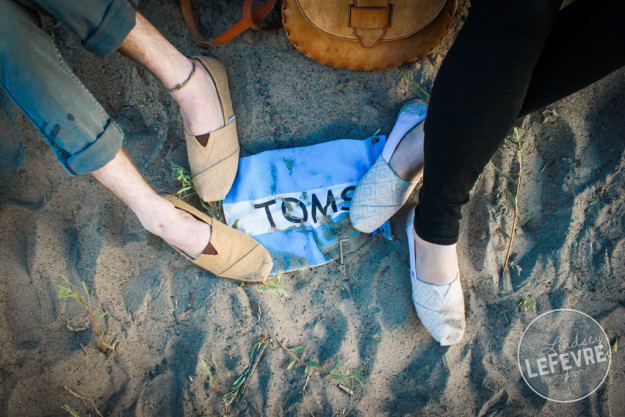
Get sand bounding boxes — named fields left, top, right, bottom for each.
left=0, top=1, right=624, bottom=416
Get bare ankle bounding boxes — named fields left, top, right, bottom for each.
left=388, top=123, right=425, bottom=182
left=134, top=197, right=174, bottom=238
left=413, top=230, right=458, bottom=285
left=169, top=58, right=224, bottom=136
left=137, top=198, right=212, bottom=258
left=164, top=57, right=196, bottom=93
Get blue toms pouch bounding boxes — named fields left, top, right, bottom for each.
left=222, top=136, right=391, bottom=274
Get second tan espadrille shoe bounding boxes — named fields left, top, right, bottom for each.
left=185, top=56, right=240, bottom=203
left=166, top=196, right=273, bottom=283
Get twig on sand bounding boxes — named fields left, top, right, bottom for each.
left=223, top=336, right=272, bottom=408
left=240, top=340, right=269, bottom=397
left=303, top=373, right=311, bottom=393
left=185, top=293, right=194, bottom=312
left=502, top=135, right=523, bottom=276
left=44, top=368, right=51, bottom=386
left=252, top=305, right=262, bottom=326
left=273, top=337, right=368, bottom=389
left=491, top=128, right=534, bottom=279
left=64, top=386, right=104, bottom=417
left=100, top=262, right=120, bottom=275
left=339, top=239, right=349, bottom=265
left=338, top=384, right=354, bottom=396
left=275, top=338, right=318, bottom=371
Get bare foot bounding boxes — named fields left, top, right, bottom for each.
left=169, top=58, right=224, bottom=136
left=388, top=123, right=425, bottom=182
left=413, top=227, right=458, bottom=285
left=139, top=196, right=212, bottom=258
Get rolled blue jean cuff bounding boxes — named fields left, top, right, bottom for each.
left=65, top=118, right=123, bottom=174
left=83, top=0, right=137, bottom=57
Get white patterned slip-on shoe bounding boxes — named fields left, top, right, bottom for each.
left=350, top=100, right=427, bottom=233
left=406, top=209, right=465, bottom=346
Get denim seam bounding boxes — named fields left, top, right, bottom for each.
left=0, top=79, right=77, bottom=173
left=51, top=44, right=107, bottom=123
left=0, top=47, right=110, bottom=174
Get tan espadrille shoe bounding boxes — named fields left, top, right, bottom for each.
left=350, top=100, right=427, bottom=233
left=166, top=196, right=272, bottom=283
left=185, top=56, right=239, bottom=203
left=406, top=209, right=465, bottom=346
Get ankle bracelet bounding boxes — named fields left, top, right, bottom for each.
left=166, top=59, right=196, bottom=92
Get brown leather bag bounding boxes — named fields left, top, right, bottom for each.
left=282, top=0, right=457, bottom=70
left=180, top=0, right=456, bottom=70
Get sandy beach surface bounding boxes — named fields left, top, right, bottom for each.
left=1, top=1, right=623, bottom=416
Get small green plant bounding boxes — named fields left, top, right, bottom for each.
left=61, top=405, right=80, bottom=417
left=199, top=357, right=220, bottom=393
left=223, top=374, right=245, bottom=409
left=257, top=271, right=288, bottom=297
left=274, top=338, right=369, bottom=391
left=223, top=337, right=271, bottom=412
left=509, top=261, right=523, bottom=276
left=202, top=335, right=369, bottom=416
left=56, top=275, right=114, bottom=354
left=518, top=299, right=534, bottom=312
left=491, top=128, right=536, bottom=278
left=172, top=163, right=224, bottom=221
left=399, top=70, right=431, bottom=103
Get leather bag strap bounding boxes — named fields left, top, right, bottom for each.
left=349, top=0, right=393, bottom=47
left=179, top=0, right=278, bottom=46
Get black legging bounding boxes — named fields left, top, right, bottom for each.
left=414, top=0, right=625, bottom=245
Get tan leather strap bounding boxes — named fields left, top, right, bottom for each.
left=241, top=0, right=277, bottom=31
left=179, top=0, right=211, bottom=45
left=349, top=6, right=392, bottom=30
left=348, top=0, right=393, bottom=48
left=179, top=0, right=278, bottom=46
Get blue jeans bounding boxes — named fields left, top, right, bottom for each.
left=0, top=0, right=136, bottom=174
